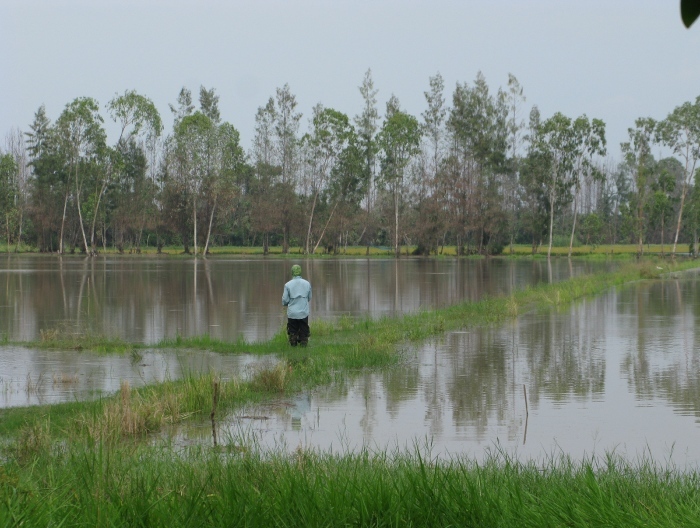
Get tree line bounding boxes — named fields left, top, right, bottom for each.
left=2, top=70, right=700, bottom=257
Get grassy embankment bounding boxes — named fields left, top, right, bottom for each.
left=3, top=441, right=700, bottom=527
left=1, top=258, right=700, bottom=526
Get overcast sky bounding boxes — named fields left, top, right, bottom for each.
left=3, top=1, right=700, bottom=160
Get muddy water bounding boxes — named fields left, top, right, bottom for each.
left=13, top=254, right=688, bottom=465
left=0, top=255, right=603, bottom=343
left=0, top=346, right=263, bottom=408
left=0, top=255, right=604, bottom=408
left=187, top=271, right=700, bottom=467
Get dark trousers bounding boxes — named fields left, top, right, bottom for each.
left=287, top=317, right=310, bottom=346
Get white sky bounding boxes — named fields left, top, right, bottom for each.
left=2, top=1, right=700, bottom=160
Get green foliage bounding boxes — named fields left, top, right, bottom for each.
left=12, top=70, right=700, bottom=256
left=682, top=0, right=700, bottom=28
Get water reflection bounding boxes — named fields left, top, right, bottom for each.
left=0, top=255, right=607, bottom=344
left=199, top=273, right=700, bottom=467
left=0, top=346, right=262, bottom=408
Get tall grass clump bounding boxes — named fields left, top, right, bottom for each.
left=38, top=325, right=134, bottom=353
left=250, top=361, right=290, bottom=393
left=74, top=373, right=244, bottom=443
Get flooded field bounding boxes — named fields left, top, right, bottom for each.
left=0, top=255, right=608, bottom=343
left=199, top=271, right=700, bottom=466
left=6, top=256, right=699, bottom=467
left=0, top=346, right=262, bottom=408
left=0, top=255, right=604, bottom=407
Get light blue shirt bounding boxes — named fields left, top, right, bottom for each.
left=282, top=276, right=312, bottom=319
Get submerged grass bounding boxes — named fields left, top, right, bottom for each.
left=37, top=326, right=136, bottom=352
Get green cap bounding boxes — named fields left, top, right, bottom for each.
left=291, top=264, right=302, bottom=277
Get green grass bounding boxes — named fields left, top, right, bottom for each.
left=1, top=441, right=700, bottom=526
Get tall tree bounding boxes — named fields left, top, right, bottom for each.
left=415, top=72, right=446, bottom=255
left=202, top=121, right=245, bottom=255
left=657, top=97, right=700, bottom=255
left=567, top=116, right=606, bottom=257
left=250, top=98, right=280, bottom=254
left=301, top=105, right=353, bottom=254
left=686, top=166, right=700, bottom=255
left=520, top=106, right=550, bottom=253
left=0, top=153, right=18, bottom=250
left=172, top=112, right=213, bottom=255
left=103, top=90, right=163, bottom=253
left=55, top=97, right=106, bottom=255
left=529, top=111, right=576, bottom=258
left=446, top=73, right=509, bottom=255
left=355, top=69, right=380, bottom=253
left=273, top=84, right=302, bottom=253
left=505, top=74, right=526, bottom=253
left=4, top=128, right=30, bottom=249
left=327, top=132, right=365, bottom=253
left=621, top=118, right=656, bottom=255
left=378, top=96, right=422, bottom=257
left=26, top=105, right=66, bottom=252
left=647, top=157, right=680, bottom=253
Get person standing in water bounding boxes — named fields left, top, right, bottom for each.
left=282, top=264, right=312, bottom=346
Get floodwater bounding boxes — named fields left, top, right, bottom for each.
left=0, top=255, right=603, bottom=408
left=7, top=255, right=700, bottom=467
left=0, top=254, right=603, bottom=343
left=0, top=346, right=262, bottom=408
left=202, top=269, right=700, bottom=467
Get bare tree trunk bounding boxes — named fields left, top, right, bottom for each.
left=357, top=225, right=367, bottom=247
left=637, top=198, right=644, bottom=256
left=203, top=197, right=217, bottom=256
left=305, top=191, right=320, bottom=254
left=672, top=187, right=688, bottom=256
left=568, top=193, right=579, bottom=259
left=547, top=193, right=555, bottom=259
left=193, top=196, right=198, bottom=256
left=90, top=182, right=108, bottom=255
left=283, top=224, right=289, bottom=254
left=74, top=170, right=90, bottom=255
left=312, top=202, right=338, bottom=254
left=76, top=195, right=90, bottom=255
left=14, top=208, right=23, bottom=252
left=59, top=191, right=69, bottom=254
left=394, top=188, right=400, bottom=258
left=661, top=215, right=665, bottom=256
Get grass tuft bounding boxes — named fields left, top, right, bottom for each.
left=250, top=362, right=291, bottom=394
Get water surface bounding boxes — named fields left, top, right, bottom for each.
left=10, top=255, right=695, bottom=468
left=195, top=271, right=700, bottom=468
left=0, top=255, right=604, bottom=343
